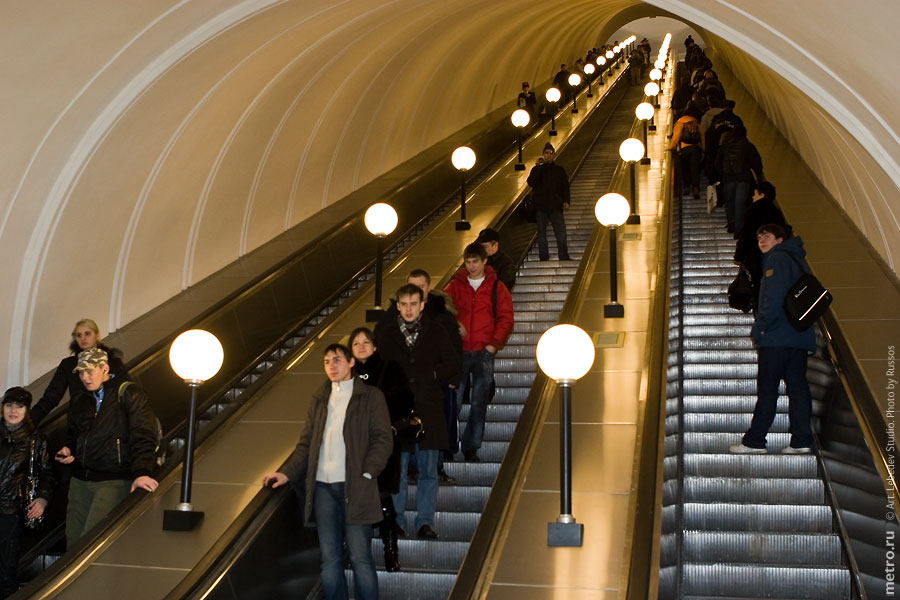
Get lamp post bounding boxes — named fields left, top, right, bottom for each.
left=595, top=193, right=631, bottom=318
left=537, top=324, right=595, bottom=547
left=163, top=329, right=224, bottom=531
left=644, top=81, right=660, bottom=109
left=613, top=45, right=621, bottom=68
left=364, top=202, right=398, bottom=322
left=583, top=63, right=595, bottom=97
left=511, top=109, right=530, bottom=170
left=567, top=72, right=581, bottom=114
left=654, top=58, right=666, bottom=84
left=596, top=56, right=606, bottom=86
left=619, top=138, right=644, bottom=224
left=545, top=87, right=561, bottom=136
left=451, top=146, right=476, bottom=230
left=605, top=50, right=614, bottom=74
left=635, top=103, right=653, bottom=164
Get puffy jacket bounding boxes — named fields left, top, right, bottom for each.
left=752, top=236, right=816, bottom=352
left=31, top=344, right=130, bottom=425
left=66, top=378, right=159, bottom=481
left=280, top=378, right=392, bottom=526
left=0, top=421, right=53, bottom=515
left=444, top=266, right=514, bottom=352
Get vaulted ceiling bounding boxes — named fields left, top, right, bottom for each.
left=2, top=0, right=897, bottom=383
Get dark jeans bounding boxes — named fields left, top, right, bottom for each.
left=535, top=208, right=569, bottom=260
left=0, top=514, right=21, bottom=599
left=393, top=446, right=439, bottom=531
left=678, top=144, right=702, bottom=192
left=457, top=349, right=496, bottom=453
left=723, top=181, right=751, bottom=232
left=313, top=482, right=378, bottom=600
left=742, top=347, right=813, bottom=449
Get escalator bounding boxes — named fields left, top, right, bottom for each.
left=658, top=192, right=896, bottom=598
left=158, top=70, right=641, bottom=600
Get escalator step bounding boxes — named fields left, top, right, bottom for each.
left=682, top=531, right=843, bottom=565
left=679, top=476, right=824, bottom=504
left=680, top=563, right=849, bottom=598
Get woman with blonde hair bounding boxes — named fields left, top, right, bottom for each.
left=30, top=319, right=129, bottom=425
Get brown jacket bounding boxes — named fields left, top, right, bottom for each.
left=280, top=377, right=392, bottom=525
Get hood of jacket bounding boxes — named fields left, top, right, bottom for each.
left=764, top=235, right=806, bottom=267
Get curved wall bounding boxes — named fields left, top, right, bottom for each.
left=2, top=0, right=898, bottom=384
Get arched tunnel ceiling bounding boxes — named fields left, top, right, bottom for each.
left=1, top=0, right=898, bottom=383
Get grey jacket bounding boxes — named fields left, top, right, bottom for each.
left=280, top=377, right=392, bottom=525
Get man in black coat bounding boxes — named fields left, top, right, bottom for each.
left=376, top=284, right=461, bottom=539
left=734, top=181, right=791, bottom=310
left=476, top=228, right=516, bottom=291
left=526, top=142, right=571, bottom=261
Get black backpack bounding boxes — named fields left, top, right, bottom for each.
left=680, top=120, right=701, bottom=145
left=722, top=141, right=744, bottom=176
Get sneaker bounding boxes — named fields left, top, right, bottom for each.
left=416, top=524, right=438, bottom=540
left=729, top=443, right=767, bottom=454
left=782, top=446, right=812, bottom=454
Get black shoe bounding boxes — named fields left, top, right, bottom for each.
left=463, top=449, right=480, bottom=462
left=442, top=450, right=455, bottom=462
left=558, top=255, right=572, bottom=261
left=725, top=222, right=735, bottom=233
left=395, top=525, right=406, bottom=538
left=437, top=466, right=457, bottom=485
left=416, top=524, right=438, bottom=539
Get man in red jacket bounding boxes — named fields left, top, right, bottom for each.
left=444, top=243, right=514, bottom=462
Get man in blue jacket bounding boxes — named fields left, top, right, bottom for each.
left=730, top=224, right=816, bottom=454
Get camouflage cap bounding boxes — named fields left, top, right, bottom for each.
left=73, top=347, right=109, bottom=372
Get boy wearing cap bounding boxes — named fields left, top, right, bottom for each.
left=526, top=143, right=571, bottom=261
left=0, top=387, right=52, bottom=599
left=476, top=228, right=517, bottom=291
left=55, top=348, right=159, bottom=544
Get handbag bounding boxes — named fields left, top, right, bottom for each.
left=783, top=254, right=832, bottom=331
left=727, top=264, right=754, bottom=313
left=706, top=184, right=717, bottom=213
left=392, top=411, right=424, bottom=444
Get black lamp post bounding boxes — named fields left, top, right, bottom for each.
left=452, top=146, right=476, bottom=230
left=536, top=324, right=595, bottom=547
left=511, top=109, right=530, bottom=170
left=619, top=138, right=644, bottom=224
left=597, top=57, right=606, bottom=86
left=545, top=87, right=561, bottom=136
left=635, top=103, right=653, bottom=164
left=595, top=193, right=630, bottom=318
left=364, top=203, right=398, bottom=322
left=583, top=63, right=595, bottom=97
left=163, top=329, right=224, bottom=531
left=568, top=73, right=581, bottom=114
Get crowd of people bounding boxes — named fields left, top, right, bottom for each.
left=664, top=37, right=817, bottom=456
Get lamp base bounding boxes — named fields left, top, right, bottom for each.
left=514, top=163, right=526, bottom=171
left=365, top=308, right=385, bottom=323
left=163, top=507, right=204, bottom=531
left=548, top=521, right=584, bottom=547
left=604, top=303, right=625, bottom=318
left=455, top=220, right=472, bottom=231
left=627, top=214, right=641, bottom=225
left=640, top=157, right=651, bottom=165
left=549, top=129, right=557, bottom=137
left=571, top=108, right=578, bottom=114
left=586, top=92, right=593, bottom=98
left=649, top=125, right=657, bottom=132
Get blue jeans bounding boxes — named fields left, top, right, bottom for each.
left=313, top=482, right=378, bottom=600
left=742, top=347, right=813, bottom=449
left=723, top=181, right=751, bottom=233
left=535, top=208, right=569, bottom=260
left=457, top=349, right=496, bottom=453
left=392, top=446, right=438, bottom=532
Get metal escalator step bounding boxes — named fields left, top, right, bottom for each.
left=681, top=275, right=740, bottom=286
left=507, top=322, right=554, bottom=333
left=450, top=421, right=517, bottom=441
left=681, top=476, right=824, bottom=504
left=494, top=372, right=538, bottom=387
left=682, top=325, right=752, bottom=337
left=680, top=350, right=758, bottom=363
left=513, top=301, right=564, bottom=311
left=495, top=345, right=536, bottom=358
left=679, top=412, right=788, bottom=433
left=681, top=502, right=834, bottom=533
left=402, top=485, right=491, bottom=512
left=681, top=453, right=817, bottom=478
left=677, top=432, right=790, bottom=454
left=677, top=395, right=788, bottom=414
left=398, top=511, right=480, bottom=540
left=513, top=283, right=572, bottom=293
left=506, top=333, right=543, bottom=345
left=682, top=531, right=843, bottom=565
left=680, top=379, right=784, bottom=395
left=513, top=310, right=561, bottom=322
left=680, top=563, right=849, bottom=599
left=494, top=357, right=537, bottom=371
left=515, top=276, right=574, bottom=285
left=679, top=315, right=756, bottom=327
left=510, top=291, right=569, bottom=302
left=681, top=337, right=756, bottom=350
left=356, top=571, right=456, bottom=600
left=492, top=387, right=530, bottom=402
left=437, top=462, right=499, bottom=487
left=682, top=363, right=758, bottom=379
left=373, top=540, right=468, bottom=571
left=458, top=404, right=523, bottom=423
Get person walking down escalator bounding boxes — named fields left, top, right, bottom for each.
left=669, top=106, right=705, bottom=199
left=349, top=327, right=414, bottom=572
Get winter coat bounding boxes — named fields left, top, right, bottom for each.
left=527, top=162, right=570, bottom=211
left=444, top=266, right=515, bottom=353
left=487, top=250, right=517, bottom=291
left=376, top=315, right=461, bottom=451
left=280, top=378, right=392, bottom=526
left=669, top=115, right=705, bottom=152
left=752, top=236, right=817, bottom=352
left=65, top=378, right=159, bottom=481
left=0, top=421, right=53, bottom=515
left=353, top=352, right=413, bottom=494
left=31, top=344, right=130, bottom=425
left=716, top=136, right=763, bottom=185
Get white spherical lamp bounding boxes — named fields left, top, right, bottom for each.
left=169, top=329, right=224, bottom=383
left=650, top=68, right=662, bottom=82
left=567, top=73, right=582, bottom=87
left=635, top=102, right=654, bottom=121
left=364, top=202, right=398, bottom=237
left=605, top=50, right=614, bottom=60
left=619, top=138, right=644, bottom=163
left=545, top=87, right=561, bottom=103
left=597, top=56, right=607, bottom=66
left=595, top=193, right=631, bottom=227
left=511, top=109, right=531, bottom=128
left=451, top=146, right=476, bottom=171
left=644, top=82, right=660, bottom=97
left=583, top=63, right=595, bottom=75
left=536, top=325, right=595, bottom=383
